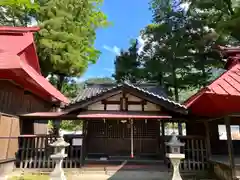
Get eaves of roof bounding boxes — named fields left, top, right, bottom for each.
left=65, top=82, right=187, bottom=114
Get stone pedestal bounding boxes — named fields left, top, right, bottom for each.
left=165, top=133, right=185, bottom=180
left=49, top=136, right=69, bottom=180
left=166, top=154, right=185, bottom=180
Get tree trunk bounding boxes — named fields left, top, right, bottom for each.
left=57, top=74, right=65, bottom=91
left=158, top=72, right=163, bottom=86
left=172, top=66, right=179, bottom=102
left=201, top=55, right=207, bottom=87
left=11, top=8, right=16, bottom=26
left=223, top=0, right=234, bottom=15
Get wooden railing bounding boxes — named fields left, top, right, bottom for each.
left=16, top=135, right=208, bottom=171
left=164, top=136, right=208, bottom=171
left=16, top=134, right=84, bottom=169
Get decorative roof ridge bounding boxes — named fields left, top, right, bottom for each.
left=123, top=82, right=187, bottom=109
left=68, top=82, right=187, bottom=111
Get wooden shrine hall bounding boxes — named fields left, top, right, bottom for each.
left=16, top=44, right=240, bottom=179
left=21, top=82, right=189, bottom=163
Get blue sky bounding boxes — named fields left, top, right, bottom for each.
left=80, top=0, right=152, bottom=81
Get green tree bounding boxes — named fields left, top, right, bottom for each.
left=145, top=0, right=226, bottom=101
left=113, top=39, right=144, bottom=83
left=185, top=0, right=240, bottom=43
left=83, top=77, right=115, bottom=84
left=48, top=75, right=80, bottom=99
left=36, top=0, right=109, bottom=91
left=0, top=0, right=39, bottom=26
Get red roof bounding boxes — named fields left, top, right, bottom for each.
left=0, top=52, right=69, bottom=103
left=0, top=26, right=41, bottom=73
left=0, top=26, right=40, bottom=33
left=185, top=63, right=240, bottom=117
left=0, top=26, right=69, bottom=104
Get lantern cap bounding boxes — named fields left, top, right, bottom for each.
left=165, top=133, right=185, bottom=147
left=50, top=137, right=70, bottom=147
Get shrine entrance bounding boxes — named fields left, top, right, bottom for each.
left=86, top=119, right=162, bottom=160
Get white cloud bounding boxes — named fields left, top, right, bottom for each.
left=103, top=45, right=120, bottom=56
left=104, top=68, right=114, bottom=73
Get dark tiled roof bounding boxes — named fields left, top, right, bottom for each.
left=68, top=82, right=186, bottom=111
left=72, top=82, right=168, bottom=103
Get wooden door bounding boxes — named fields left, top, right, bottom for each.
left=86, top=120, right=160, bottom=157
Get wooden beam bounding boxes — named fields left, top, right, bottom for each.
left=120, top=97, right=123, bottom=111
left=225, top=116, right=236, bottom=179
left=125, top=97, right=128, bottom=111
left=80, top=120, right=87, bottom=167
left=161, top=122, right=166, bottom=163
left=128, top=101, right=146, bottom=105
left=178, top=122, right=183, bottom=136
left=204, top=121, right=211, bottom=159
left=102, top=100, right=121, bottom=104
left=102, top=100, right=146, bottom=105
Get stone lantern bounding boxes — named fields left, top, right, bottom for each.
left=49, top=136, right=70, bottom=180
left=165, top=133, right=185, bottom=180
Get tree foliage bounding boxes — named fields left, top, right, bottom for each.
left=0, top=0, right=109, bottom=91
left=113, top=39, right=144, bottom=83
left=0, top=0, right=39, bottom=26
left=83, top=77, right=115, bottom=84
left=36, top=0, right=109, bottom=90
left=113, top=0, right=231, bottom=102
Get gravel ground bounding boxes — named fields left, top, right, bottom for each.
left=8, top=171, right=217, bottom=180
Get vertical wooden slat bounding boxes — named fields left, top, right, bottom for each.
left=47, top=136, right=52, bottom=168
left=200, top=139, right=204, bottom=170
left=64, top=143, right=67, bottom=168
left=183, top=138, right=187, bottom=171
left=43, top=136, right=48, bottom=168
left=29, top=137, right=34, bottom=168
left=38, top=136, right=44, bottom=168
left=80, top=120, right=86, bottom=167
left=187, top=139, right=191, bottom=170
left=34, top=136, right=39, bottom=168
left=178, top=122, right=183, bottom=136
left=52, top=136, right=57, bottom=168
left=204, top=121, right=211, bottom=159
left=161, top=122, right=166, bottom=163
left=192, top=139, right=196, bottom=170
left=74, top=145, right=77, bottom=169
left=69, top=145, right=73, bottom=168
left=196, top=139, right=200, bottom=170
left=24, top=137, right=31, bottom=168
left=225, top=116, right=236, bottom=179
left=20, top=137, right=26, bottom=168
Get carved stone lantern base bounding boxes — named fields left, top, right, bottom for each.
left=166, top=154, right=185, bottom=180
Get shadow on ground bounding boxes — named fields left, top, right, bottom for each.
left=104, top=161, right=216, bottom=180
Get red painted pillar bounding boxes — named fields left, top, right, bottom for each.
left=130, top=119, right=134, bottom=158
